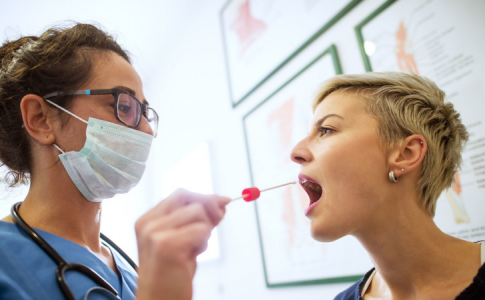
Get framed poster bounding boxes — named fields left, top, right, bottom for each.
left=0, top=165, right=29, bottom=217
left=355, top=0, right=485, bottom=241
left=243, top=45, right=373, bottom=287
left=221, top=0, right=361, bottom=107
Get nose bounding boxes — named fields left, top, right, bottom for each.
left=290, top=137, right=312, bottom=165
left=138, top=116, right=155, bottom=137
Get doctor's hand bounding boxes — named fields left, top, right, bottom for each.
left=134, top=189, right=229, bottom=300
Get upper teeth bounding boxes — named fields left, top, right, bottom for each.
left=301, top=180, right=322, bottom=192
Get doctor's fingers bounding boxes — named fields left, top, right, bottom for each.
left=139, top=222, right=213, bottom=263
left=164, top=189, right=229, bottom=225
left=136, top=202, right=213, bottom=238
left=169, top=222, right=212, bottom=257
left=147, top=189, right=229, bottom=226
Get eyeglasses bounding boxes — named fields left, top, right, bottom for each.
left=43, top=88, right=159, bottom=137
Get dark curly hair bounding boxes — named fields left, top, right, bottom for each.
left=0, top=23, right=131, bottom=187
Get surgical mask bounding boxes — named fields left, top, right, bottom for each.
left=47, top=100, right=153, bottom=202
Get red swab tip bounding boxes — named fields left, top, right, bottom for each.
left=242, top=187, right=260, bottom=202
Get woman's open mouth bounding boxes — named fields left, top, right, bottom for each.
left=299, top=174, right=322, bottom=216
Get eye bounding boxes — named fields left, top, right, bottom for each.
left=318, top=127, right=334, bottom=137
left=118, top=103, right=132, bottom=114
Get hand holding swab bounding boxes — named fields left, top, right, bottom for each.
left=232, top=181, right=296, bottom=202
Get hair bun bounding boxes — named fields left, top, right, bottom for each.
left=1, top=23, right=130, bottom=188
left=0, top=37, right=37, bottom=75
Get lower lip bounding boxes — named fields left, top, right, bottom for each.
left=305, top=199, right=321, bottom=216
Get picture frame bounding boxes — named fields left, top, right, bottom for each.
left=242, top=45, right=373, bottom=287
left=354, top=0, right=397, bottom=72
left=355, top=0, right=485, bottom=243
left=220, top=0, right=362, bottom=108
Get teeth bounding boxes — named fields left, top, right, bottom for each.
left=301, top=180, right=322, bottom=192
left=300, top=179, right=323, bottom=204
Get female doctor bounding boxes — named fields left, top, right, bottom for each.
left=0, top=23, right=229, bottom=300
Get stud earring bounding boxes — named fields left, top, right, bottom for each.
left=389, top=171, right=398, bottom=183
left=401, top=168, right=404, bottom=172
left=420, top=141, right=423, bottom=145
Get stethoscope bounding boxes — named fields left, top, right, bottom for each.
left=11, top=202, right=138, bottom=300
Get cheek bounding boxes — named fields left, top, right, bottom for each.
left=69, top=121, right=88, bottom=149
left=317, top=136, right=386, bottom=199
left=309, top=137, right=386, bottom=240
left=71, top=99, right=117, bottom=124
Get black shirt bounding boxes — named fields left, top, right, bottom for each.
left=335, top=264, right=485, bottom=300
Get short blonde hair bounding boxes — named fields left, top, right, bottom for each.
left=313, top=72, right=468, bottom=216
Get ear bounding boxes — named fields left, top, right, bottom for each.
left=20, top=94, right=57, bottom=145
left=388, top=134, right=427, bottom=180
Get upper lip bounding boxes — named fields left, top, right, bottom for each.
left=298, top=173, right=318, bottom=185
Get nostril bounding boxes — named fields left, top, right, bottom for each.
left=292, top=156, right=307, bottom=164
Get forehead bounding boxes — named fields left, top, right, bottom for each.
left=312, top=90, right=368, bottom=123
left=85, top=52, right=144, bottom=92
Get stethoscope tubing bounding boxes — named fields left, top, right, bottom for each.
left=10, top=202, right=125, bottom=300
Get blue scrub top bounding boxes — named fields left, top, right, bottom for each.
left=0, top=221, right=137, bottom=300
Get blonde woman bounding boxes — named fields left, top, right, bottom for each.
left=291, top=72, right=484, bottom=299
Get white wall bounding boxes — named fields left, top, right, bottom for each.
left=0, top=0, right=387, bottom=299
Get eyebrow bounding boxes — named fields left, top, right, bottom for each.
left=314, top=113, right=344, bottom=128
left=114, top=85, right=150, bottom=105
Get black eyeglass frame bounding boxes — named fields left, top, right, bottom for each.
left=43, top=88, right=159, bottom=137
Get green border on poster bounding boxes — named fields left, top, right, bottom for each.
left=355, top=0, right=397, bottom=72
left=242, top=45, right=362, bottom=287
left=220, top=0, right=362, bottom=108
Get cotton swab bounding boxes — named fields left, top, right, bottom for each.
left=232, top=181, right=296, bottom=202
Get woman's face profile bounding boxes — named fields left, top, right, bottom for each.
left=52, top=51, right=153, bottom=152
left=291, top=91, right=391, bottom=242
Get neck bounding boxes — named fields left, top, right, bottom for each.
left=15, top=161, right=104, bottom=253
left=353, top=198, right=480, bottom=299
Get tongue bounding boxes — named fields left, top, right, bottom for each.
left=308, top=186, right=322, bottom=203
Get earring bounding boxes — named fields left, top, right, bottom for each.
left=420, top=141, right=423, bottom=145
left=389, top=171, right=398, bottom=183
left=401, top=168, right=404, bottom=172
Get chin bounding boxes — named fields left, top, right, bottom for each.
left=310, top=220, right=346, bottom=243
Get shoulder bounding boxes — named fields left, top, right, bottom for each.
left=334, top=269, right=375, bottom=300
left=0, top=221, right=58, bottom=299
left=0, top=221, right=40, bottom=256
left=0, top=221, right=34, bottom=252
left=334, top=280, right=362, bottom=300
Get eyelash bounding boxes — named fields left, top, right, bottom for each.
left=318, top=127, right=334, bottom=137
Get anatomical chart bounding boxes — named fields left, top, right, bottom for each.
left=221, top=0, right=360, bottom=106
left=357, top=0, right=485, bottom=241
left=243, top=47, right=372, bottom=286
left=0, top=165, right=29, bottom=217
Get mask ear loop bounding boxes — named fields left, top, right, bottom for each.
left=45, top=99, right=88, bottom=125
left=44, top=99, right=88, bottom=155
left=53, top=144, right=65, bottom=154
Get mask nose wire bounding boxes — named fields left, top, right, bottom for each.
left=45, top=99, right=89, bottom=155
